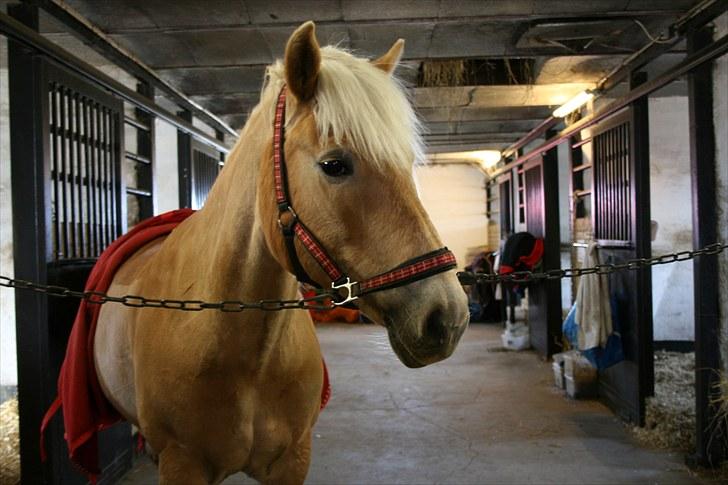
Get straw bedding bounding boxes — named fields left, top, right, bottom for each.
left=0, top=397, right=19, bottom=485
left=632, top=350, right=695, bottom=451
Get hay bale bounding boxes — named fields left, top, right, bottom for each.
left=1, top=397, right=20, bottom=485
left=632, top=350, right=695, bottom=451
left=421, top=60, right=465, bottom=87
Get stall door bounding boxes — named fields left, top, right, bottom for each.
left=591, top=108, right=653, bottom=425
left=522, top=156, right=562, bottom=358
left=499, top=173, right=513, bottom=239
left=10, top=49, right=131, bottom=483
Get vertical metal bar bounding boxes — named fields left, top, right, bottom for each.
left=597, top=134, right=603, bottom=238
left=88, top=99, right=97, bottom=256
left=59, top=86, right=69, bottom=258
left=97, top=103, right=107, bottom=249
left=177, top=109, right=192, bottom=208
left=82, top=97, right=93, bottom=256
left=109, top=108, right=117, bottom=240
left=612, top=127, right=617, bottom=240
left=50, top=84, right=60, bottom=260
left=616, top=124, right=623, bottom=240
left=103, top=107, right=112, bottom=245
left=612, top=126, right=618, bottom=240
left=606, top=130, right=610, bottom=238
left=73, top=92, right=85, bottom=257
left=111, top=109, right=118, bottom=239
left=623, top=123, right=630, bottom=241
left=114, top=108, right=127, bottom=235
left=67, top=89, right=78, bottom=257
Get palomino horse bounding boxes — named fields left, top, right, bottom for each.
left=94, top=21, right=469, bottom=484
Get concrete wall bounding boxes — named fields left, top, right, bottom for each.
left=154, top=119, right=179, bottom=214
left=0, top=37, right=16, bottom=394
left=414, top=163, right=487, bottom=269
left=649, top=96, right=694, bottom=341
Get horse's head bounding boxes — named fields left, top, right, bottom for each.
left=258, top=22, right=469, bottom=368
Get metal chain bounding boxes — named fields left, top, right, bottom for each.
left=457, top=242, right=727, bottom=285
left=0, top=242, right=725, bottom=312
left=0, top=275, right=336, bottom=312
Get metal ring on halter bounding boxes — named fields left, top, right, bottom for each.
left=331, top=277, right=360, bottom=306
left=277, top=205, right=298, bottom=230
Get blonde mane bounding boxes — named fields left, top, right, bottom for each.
left=257, top=46, right=423, bottom=171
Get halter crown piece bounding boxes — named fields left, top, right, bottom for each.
left=273, top=86, right=457, bottom=305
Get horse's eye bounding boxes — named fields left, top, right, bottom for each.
left=319, top=159, right=352, bottom=177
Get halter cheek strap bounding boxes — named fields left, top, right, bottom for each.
left=273, top=86, right=457, bottom=305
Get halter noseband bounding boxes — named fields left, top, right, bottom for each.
left=273, top=86, right=457, bottom=305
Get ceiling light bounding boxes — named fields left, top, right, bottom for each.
left=552, top=90, right=594, bottom=118
left=472, top=150, right=501, bottom=169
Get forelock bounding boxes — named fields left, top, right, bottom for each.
left=261, top=45, right=423, bottom=172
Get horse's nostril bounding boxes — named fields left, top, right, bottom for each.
left=425, top=309, right=447, bottom=344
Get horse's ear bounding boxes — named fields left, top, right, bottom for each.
left=373, top=39, right=405, bottom=75
left=284, top=21, right=321, bottom=103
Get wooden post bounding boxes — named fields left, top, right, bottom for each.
left=687, top=26, right=725, bottom=468
left=630, top=71, right=654, bottom=418
left=8, top=4, right=54, bottom=482
left=177, top=109, right=193, bottom=208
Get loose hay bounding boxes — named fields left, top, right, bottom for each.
left=1, top=398, right=20, bottom=485
left=632, top=350, right=695, bottom=451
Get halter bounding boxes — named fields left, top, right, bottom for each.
left=273, top=86, right=457, bottom=305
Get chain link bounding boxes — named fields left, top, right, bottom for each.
left=457, top=242, right=728, bottom=285
left=0, top=243, right=725, bottom=311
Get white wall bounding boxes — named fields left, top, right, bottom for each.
left=154, top=119, right=179, bottom=214
left=414, top=164, right=487, bottom=269
left=649, top=96, right=695, bottom=341
left=0, top=38, right=16, bottom=391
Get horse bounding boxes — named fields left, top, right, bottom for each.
left=93, top=21, right=469, bottom=484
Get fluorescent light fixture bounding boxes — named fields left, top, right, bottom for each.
left=552, top=90, right=594, bottom=118
left=427, top=150, right=501, bottom=169
left=472, top=150, right=501, bottom=169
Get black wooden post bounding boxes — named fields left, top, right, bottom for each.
left=177, top=109, right=193, bottom=208
left=135, top=81, right=155, bottom=219
left=542, top=130, right=563, bottom=357
left=8, top=4, right=54, bottom=482
left=630, top=71, right=654, bottom=418
left=687, top=26, right=725, bottom=468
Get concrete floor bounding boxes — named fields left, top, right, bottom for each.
left=121, top=323, right=707, bottom=484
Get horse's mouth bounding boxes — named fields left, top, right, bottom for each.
left=386, top=328, right=427, bottom=368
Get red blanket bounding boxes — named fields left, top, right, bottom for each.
left=41, top=209, right=331, bottom=482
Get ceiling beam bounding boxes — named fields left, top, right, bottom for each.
left=77, top=10, right=693, bottom=35
left=417, top=106, right=554, bottom=123
left=413, top=83, right=595, bottom=109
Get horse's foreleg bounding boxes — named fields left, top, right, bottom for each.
left=261, top=430, right=312, bottom=485
left=158, top=443, right=209, bottom=485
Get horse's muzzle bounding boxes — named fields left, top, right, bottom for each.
left=383, top=284, right=469, bottom=368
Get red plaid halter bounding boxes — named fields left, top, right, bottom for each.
left=273, top=86, right=457, bottom=305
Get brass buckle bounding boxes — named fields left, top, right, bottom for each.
left=331, top=277, right=359, bottom=306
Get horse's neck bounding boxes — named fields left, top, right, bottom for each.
left=163, top=108, right=300, bottom=368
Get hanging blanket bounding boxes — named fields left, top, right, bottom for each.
left=41, top=209, right=330, bottom=482
left=574, top=242, right=612, bottom=349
